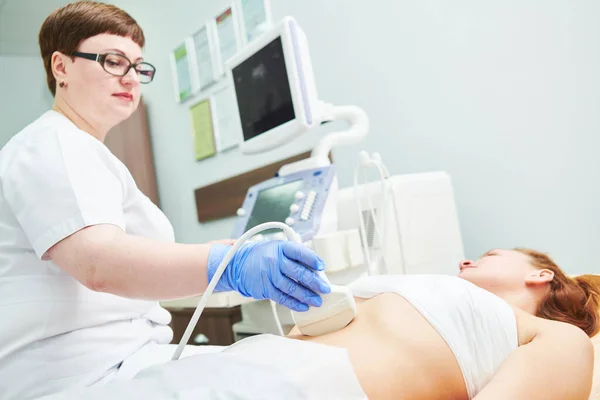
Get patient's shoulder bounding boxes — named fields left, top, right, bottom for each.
left=513, top=307, right=593, bottom=347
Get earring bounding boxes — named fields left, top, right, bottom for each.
left=59, top=81, right=65, bottom=88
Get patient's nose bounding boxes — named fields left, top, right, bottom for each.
left=459, top=260, right=474, bottom=270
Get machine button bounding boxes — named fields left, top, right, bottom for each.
left=294, top=191, right=305, bottom=200
left=236, top=208, right=246, bottom=217
left=289, top=204, right=300, bottom=213
left=285, top=217, right=296, bottom=226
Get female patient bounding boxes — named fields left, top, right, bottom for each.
left=40, top=249, right=596, bottom=400
left=287, top=248, right=598, bottom=400
left=100, top=247, right=596, bottom=399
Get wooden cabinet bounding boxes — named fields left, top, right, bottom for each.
left=105, top=98, right=160, bottom=207
left=167, top=306, right=243, bottom=346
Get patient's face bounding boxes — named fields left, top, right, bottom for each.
left=457, top=249, right=537, bottom=294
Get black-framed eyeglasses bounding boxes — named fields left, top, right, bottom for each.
left=71, top=51, right=156, bottom=84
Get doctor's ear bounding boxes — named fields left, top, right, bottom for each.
left=525, top=269, right=554, bottom=285
left=51, top=51, right=70, bottom=85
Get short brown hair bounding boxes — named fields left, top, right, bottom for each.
left=38, top=1, right=145, bottom=96
left=516, top=248, right=600, bottom=337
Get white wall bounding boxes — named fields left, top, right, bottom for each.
left=118, top=1, right=600, bottom=274
left=0, top=56, right=53, bottom=147
left=115, top=0, right=329, bottom=245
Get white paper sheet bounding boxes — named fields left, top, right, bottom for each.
left=213, top=85, right=243, bottom=152
left=216, top=8, right=239, bottom=72
left=173, top=43, right=193, bottom=102
left=192, top=26, right=216, bottom=90
left=241, top=0, right=271, bottom=42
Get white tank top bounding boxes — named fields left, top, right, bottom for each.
left=349, top=274, right=518, bottom=399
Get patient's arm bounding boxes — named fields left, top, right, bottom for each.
left=474, top=311, right=594, bottom=400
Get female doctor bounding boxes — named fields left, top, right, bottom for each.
left=0, top=2, right=330, bottom=399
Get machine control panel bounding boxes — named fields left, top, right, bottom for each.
left=231, top=166, right=336, bottom=242
left=300, top=191, right=318, bottom=221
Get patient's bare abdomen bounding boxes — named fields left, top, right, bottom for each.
left=288, top=293, right=469, bottom=400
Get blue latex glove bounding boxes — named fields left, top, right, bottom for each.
left=207, top=241, right=331, bottom=312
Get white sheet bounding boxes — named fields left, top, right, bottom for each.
left=39, top=335, right=367, bottom=400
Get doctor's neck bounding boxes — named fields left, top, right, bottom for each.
left=52, top=97, right=110, bottom=142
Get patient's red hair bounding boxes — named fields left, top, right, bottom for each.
left=516, top=248, right=600, bottom=337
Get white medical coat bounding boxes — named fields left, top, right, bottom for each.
left=0, top=110, right=176, bottom=399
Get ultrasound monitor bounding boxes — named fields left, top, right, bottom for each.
left=225, top=16, right=320, bottom=154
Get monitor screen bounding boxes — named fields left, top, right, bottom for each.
left=245, top=179, right=305, bottom=234
left=232, top=37, right=296, bottom=142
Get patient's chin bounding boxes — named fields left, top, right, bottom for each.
left=458, top=268, right=477, bottom=279
left=458, top=268, right=484, bottom=285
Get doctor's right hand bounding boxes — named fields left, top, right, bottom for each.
left=207, top=241, right=331, bottom=312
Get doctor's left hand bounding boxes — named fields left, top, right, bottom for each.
left=207, top=241, right=331, bottom=312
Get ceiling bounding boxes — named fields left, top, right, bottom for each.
left=0, top=0, right=73, bottom=56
